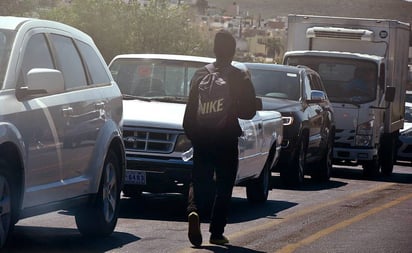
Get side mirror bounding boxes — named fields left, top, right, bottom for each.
left=17, top=68, right=65, bottom=100
left=385, top=86, right=395, bottom=102
left=255, top=97, right=263, bottom=111
left=308, top=90, right=326, bottom=103
left=27, top=68, right=64, bottom=94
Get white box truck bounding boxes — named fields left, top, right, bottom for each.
left=283, top=14, right=411, bottom=176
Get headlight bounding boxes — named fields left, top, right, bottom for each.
left=357, top=120, right=373, bottom=135
left=355, top=120, right=374, bottom=146
left=355, top=135, right=372, bottom=146
left=174, top=134, right=192, bottom=152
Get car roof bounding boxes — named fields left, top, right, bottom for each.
left=284, top=50, right=383, bottom=62
left=243, top=62, right=302, bottom=74
left=0, top=16, right=32, bottom=30
left=110, top=54, right=216, bottom=64
left=0, top=16, right=93, bottom=43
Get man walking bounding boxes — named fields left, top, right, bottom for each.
left=183, top=29, right=257, bottom=247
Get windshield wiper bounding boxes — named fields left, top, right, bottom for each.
left=150, top=96, right=188, bottom=103
left=335, top=101, right=361, bottom=108
left=122, top=94, right=152, bottom=102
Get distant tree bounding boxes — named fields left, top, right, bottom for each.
left=0, top=0, right=36, bottom=16
left=0, top=0, right=60, bottom=16
left=195, top=0, right=208, bottom=15
left=39, top=0, right=212, bottom=62
left=265, top=37, right=284, bottom=60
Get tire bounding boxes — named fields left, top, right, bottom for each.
left=281, top=137, right=306, bottom=186
left=75, top=150, right=121, bottom=237
left=0, top=160, right=18, bottom=248
left=246, top=161, right=270, bottom=203
left=311, top=138, right=332, bottom=182
left=362, top=156, right=380, bottom=178
left=380, top=135, right=395, bottom=176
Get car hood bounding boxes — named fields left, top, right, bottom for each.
left=122, top=100, right=185, bottom=130
left=260, top=97, right=301, bottom=113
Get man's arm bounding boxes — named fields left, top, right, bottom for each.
left=236, top=70, right=257, bottom=120
left=183, top=69, right=204, bottom=141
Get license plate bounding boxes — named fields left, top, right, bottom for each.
left=125, top=170, right=146, bottom=185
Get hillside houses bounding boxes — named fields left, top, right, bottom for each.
left=196, top=3, right=288, bottom=62
left=127, top=0, right=288, bottom=62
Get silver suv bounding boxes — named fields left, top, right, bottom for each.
left=0, top=16, right=125, bottom=247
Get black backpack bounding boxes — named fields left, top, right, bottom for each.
left=196, top=63, right=235, bottom=134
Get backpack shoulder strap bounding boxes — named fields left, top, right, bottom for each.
left=204, top=63, right=215, bottom=73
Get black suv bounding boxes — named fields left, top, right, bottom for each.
left=244, top=63, right=335, bottom=186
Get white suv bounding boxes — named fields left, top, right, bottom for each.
left=0, top=16, right=125, bottom=247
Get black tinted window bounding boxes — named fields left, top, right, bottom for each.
left=77, top=40, right=110, bottom=85
left=110, top=59, right=204, bottom=97
left=49, top=34, right=87, bottom=89
left=248, top=68, right=300, bottom=100
left=309, top=74, right=324, bottom=91
left=20, top=33, right=54, bottom=85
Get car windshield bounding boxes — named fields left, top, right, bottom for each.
left=109, top=58, right=206, bottom=102
left=405, top=92, right=412, bottom=123
left=248, top=68, right=300, bottom=101
left=286, top=56, right=377, bottom=104
left=405, top=106, right=412, bottom=123
left=0, top=30, right=15, bottom=88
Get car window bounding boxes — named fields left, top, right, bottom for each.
left=49, top=34, right=87, bottom=89
left=309, top=74, right=323, bottom=91
left=0, top=30, right=15, bottom=88
left=110, top=59, right=204, bottom=97
left=20, top=33, right=54, bottom=86
left=76, top=40, right=111, bottom=85
left=303, top=74, right=312, bottom=99
left=287, top=55, right=377, bottom=103
left=248, top=68, right=300, bottom=100
left=405, top=92, right=412, bottom=103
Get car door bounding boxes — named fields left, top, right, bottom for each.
left=237, top=114, right=264, bottom=180
left=48, top=33, right=108, bottom=198
left=303, top=73, right=324, bottom=160
left=15, top=31, right=68, bottom=207
left=310, top=72, right=333, bottom=156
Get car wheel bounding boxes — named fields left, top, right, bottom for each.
left=311, top=138, right=332, bottom=182
left=0, top=160, right=17, bottom=248
left=380, top=135, right=395, bottom=176
left=246, top=160, right=270, bottom=203
left=283, top=137, right=306, bottom=186
left=362, top=156, right=380, bottom=178
left=75, top=150, right=121, bottom=237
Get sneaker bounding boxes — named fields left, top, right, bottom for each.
left=209, top=234, right=229, bottom=245
left=188, top=212, right=202, bottom=247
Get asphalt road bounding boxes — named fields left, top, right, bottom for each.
left=4, top=163, right=412, bottom=253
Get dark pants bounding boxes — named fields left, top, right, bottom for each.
left=187, top=139, right=238, bottom=236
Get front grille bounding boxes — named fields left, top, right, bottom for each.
left=314, top=31, right=364, bottom=40
left=123, top=127, right=179, bottom=153
left=334, top=128, right=355, bottom=145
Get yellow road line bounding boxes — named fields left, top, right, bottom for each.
left=228, top=182, right=396, bottom=241
left=276, top=192, right=412, bottom=253
left=178, top=182, right=396, bottom=253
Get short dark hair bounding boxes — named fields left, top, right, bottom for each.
left=213, top=29, right=236, bottom=60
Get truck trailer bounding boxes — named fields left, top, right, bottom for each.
left=283, top=14, right=411, bottom=176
